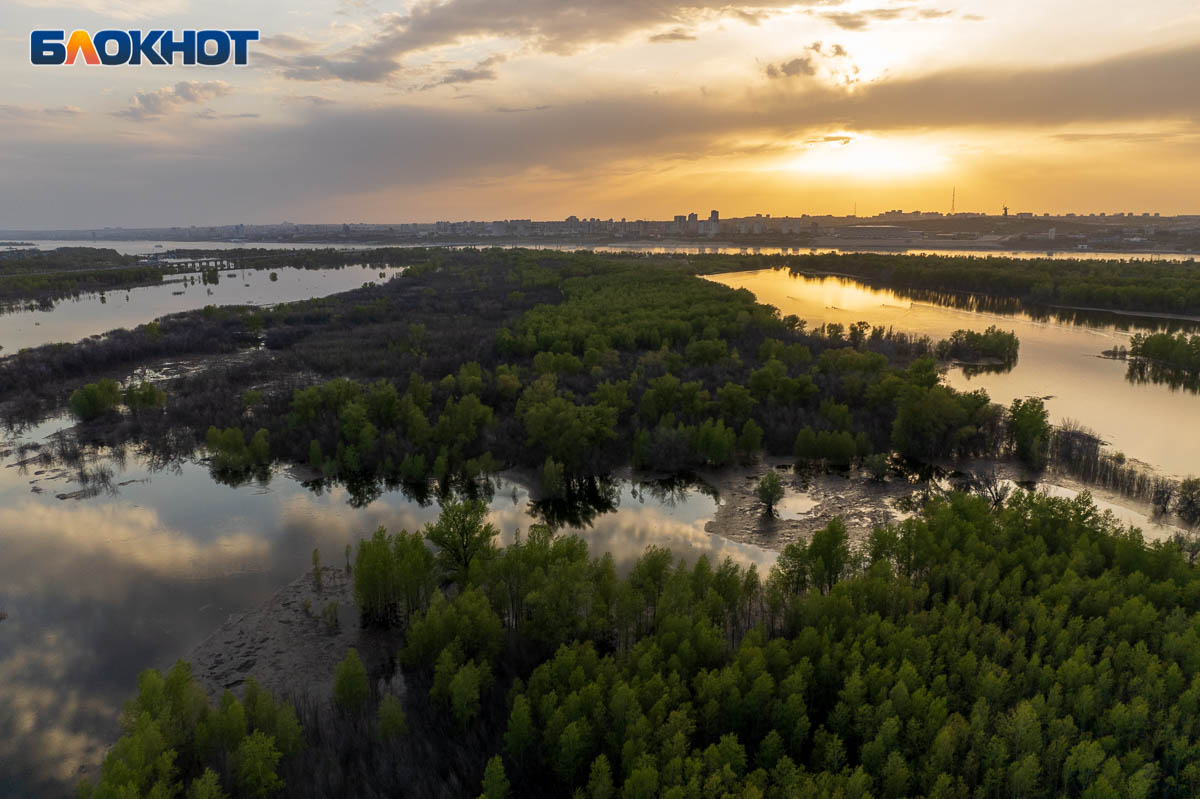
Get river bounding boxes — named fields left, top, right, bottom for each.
left=706, top=269, right=1199, bottom=479
left=12, top=238, right=1198, bottom=263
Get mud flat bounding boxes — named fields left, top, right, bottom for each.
left=698, top=457, right=921, bottom=550
left=187, top=566, right=403, bottom=704
left=699, top=456, right=1193, bottom=551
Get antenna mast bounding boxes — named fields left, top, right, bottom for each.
left=951, top=187, right=956, bottom=215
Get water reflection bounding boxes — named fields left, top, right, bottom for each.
left=0, top=425, right=773, bottom=798
left=1125, top=359, right=1200, bottom=394
left=707, top=269, right=1200, bottom=478
left=0, top=265, right=405, bottom=354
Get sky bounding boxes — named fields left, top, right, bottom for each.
left=2, top=0, right=1200, bottom=227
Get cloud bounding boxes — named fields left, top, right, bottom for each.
left=269, top=1, right=827, bottom=83
left=765, top=41, right=850, bottom=80
left=422, top=55, right=507, bottom=89
left=5, top=41, right=1200, bottom=226
left=766, top=56, right=816, bottom=78
left=114, top=81, right=233, bottom=120
left=821, top=6, right=954, bottom=30
left=284, top=94, right=339, bottom=107
left=649, top=28, right=697, bottom=42
left=43, top=106, right=83, bottom=117
left=193, top=110, right=261, bottom=120
left=259, top=33, right=321, bottom=53
left=12, top=0, right=189, bottom=20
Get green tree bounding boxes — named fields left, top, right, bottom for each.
left=186, top=768, right=226, bottom=799
left=377, top=694, right=408, bottom=741
left=425, top=499, right=499, bottom=586
left=234, top=731, right=283, bottom=799
left=333, top=648, right=369, bottom=714
left=1009, top=397, right=1050, bottom=468
left=504, top=694, right=536, bottom=760
left=587, top=754, right=615, bottom=799
left=479, top=755, right=510, bottom=799
left=756, top=471, right=784, bottom=516
left=1176, top=477, right=1200, bottom=526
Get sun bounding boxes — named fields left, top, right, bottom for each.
left=783, top=133, right=952, bottom=179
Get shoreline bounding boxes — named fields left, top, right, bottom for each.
left=185, top=457, right=1192, bottom=703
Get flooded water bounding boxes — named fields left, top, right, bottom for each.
left=15, top=240, right=384, bottom=256
left=15, top=238, right=1196, bottom=263
left=707, top=269, right=1200, bottom=479
left=0, top=265, right=404, bottom=354
left=0, top=417, right=773, bottom=798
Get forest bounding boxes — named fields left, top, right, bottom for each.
left=82, top=489, right=1200, bottom=798
left=0, top=248, right=1061, bottom=502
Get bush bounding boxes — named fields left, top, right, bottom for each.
left=69, top=378, right=121, bottom=421
left=124, top=381, right=167, bottom=412
left=333, top=648, right=369, bottom=714
left=376, top=694, right=408, bottom=740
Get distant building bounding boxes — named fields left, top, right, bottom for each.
left=837, top=225, right=919, bottom=240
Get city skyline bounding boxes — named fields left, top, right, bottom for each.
left=3, top=0, right=1200, bottom=227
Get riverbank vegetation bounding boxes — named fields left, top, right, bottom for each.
left=934, top=326, right=1019, bottom=373
left=2, top=249, right=1058, bottom=502
left=1115, top=331, right=1200, bottom=393
left=88, top=489, right=1200, bottom=798
left=726, top=252, right=1200, bottom=316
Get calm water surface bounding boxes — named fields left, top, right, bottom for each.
left=0, top=265, right=404, bottom=354
left=0, top=417, right=772, bottom=798
left=15, top=238, right=1197, bottom=263
left=707, top=269, right=1200, bottom=478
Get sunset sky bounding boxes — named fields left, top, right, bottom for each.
left=3, top=0, right=1200, bottom=227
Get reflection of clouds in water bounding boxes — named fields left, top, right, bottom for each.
left=272, top=478, right=776, bottom=572
left=0, top=627, right=113, bottom=790
left=0, top=502, right=270, bottom=593
left=0, top=464, right=773, bottom=797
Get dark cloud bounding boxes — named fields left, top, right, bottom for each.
left=114, top=81, right=233, bottom=120
left=649, top=28, right=697, bottom=42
